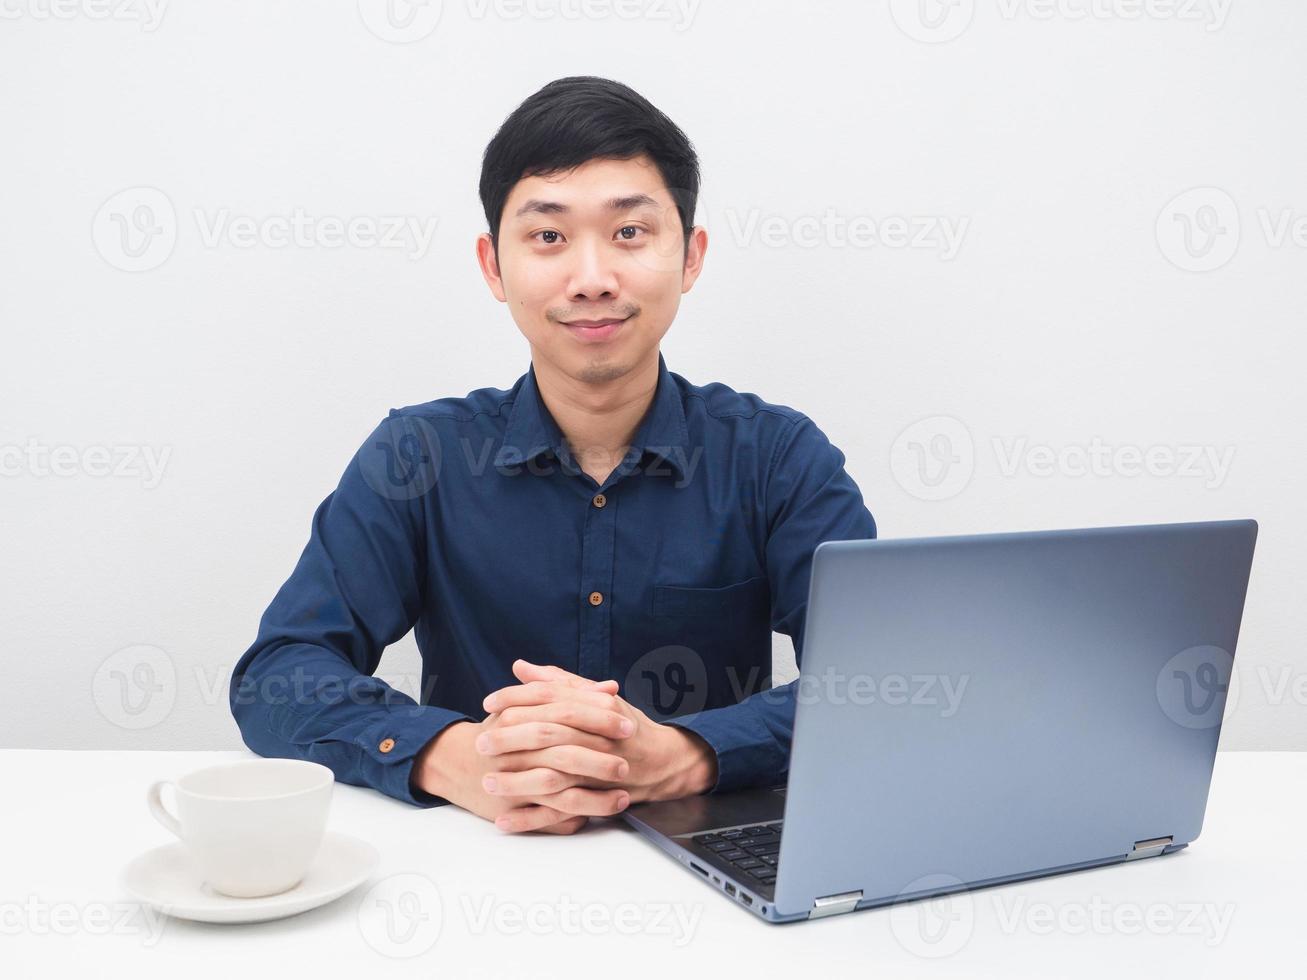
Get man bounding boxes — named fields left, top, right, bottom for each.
left=229, top=76, right=876, bottom=835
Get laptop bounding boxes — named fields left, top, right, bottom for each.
left=622, top=519, right=1258, bottom=922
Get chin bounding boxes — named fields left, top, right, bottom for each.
left=574, top=359, right=631, bottom=385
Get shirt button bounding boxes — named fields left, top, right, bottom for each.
left=378, top=738, right=395, bottom=753
left=592, top=493, right=607, bottom=508
left=588, top=591, right=604, bottom=606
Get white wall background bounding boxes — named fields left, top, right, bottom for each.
left=1, top=0, right=1301, bottom=751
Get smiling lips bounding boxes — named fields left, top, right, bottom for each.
left=562, top=316, right=628, bottom=342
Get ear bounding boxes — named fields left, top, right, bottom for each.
left=680, top=224, right=708, bottom=294
left=476, top=232, right=508, bottom=303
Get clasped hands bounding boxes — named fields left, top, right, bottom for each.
left=413, top=659, right=717, bottom=834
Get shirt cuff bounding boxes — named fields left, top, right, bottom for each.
left=357, top=705, right=473, bottom=808
left=664, top=704, right=784, bottom=795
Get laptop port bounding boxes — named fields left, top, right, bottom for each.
left=724, top=883, right=736, bottom=897
left=740, top=893, right=754, bottom=907
left=689, top=862, right=708, bottom=877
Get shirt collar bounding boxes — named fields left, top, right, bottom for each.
left=494, top=351, right=690, bottom=479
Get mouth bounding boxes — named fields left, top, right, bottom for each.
left=561, top=316, right=629, bottom=342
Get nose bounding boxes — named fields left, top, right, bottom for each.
left=565, top=237, right=620, bottom=304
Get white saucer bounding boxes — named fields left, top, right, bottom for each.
left=120, top=831, right=379, bottom=924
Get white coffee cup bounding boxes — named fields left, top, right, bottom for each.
left=147, top=759, right=334, bottom=898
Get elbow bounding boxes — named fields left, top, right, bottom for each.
left=228, top=640, right=275, bottom=743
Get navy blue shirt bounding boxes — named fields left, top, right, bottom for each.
left=229, top=353, right=877, bottom=807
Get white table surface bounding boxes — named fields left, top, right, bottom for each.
left=3, top=749, right=1301, bottom=977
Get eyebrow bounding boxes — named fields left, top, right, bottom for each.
left=513, top=193, right=661, bottom=219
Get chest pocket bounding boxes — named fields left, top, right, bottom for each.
left=654, top=574, right=769, bottom=619
left=648, top=574, right=773, bottom=713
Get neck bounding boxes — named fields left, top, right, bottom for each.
left=531, top=349, right=660, bottom=473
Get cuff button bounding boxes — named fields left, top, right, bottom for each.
left=378, top=737, right=396, bottom=753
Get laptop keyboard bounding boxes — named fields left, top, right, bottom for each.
left=691, top=821, right=782, bottom=888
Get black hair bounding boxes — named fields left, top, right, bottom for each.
left=479, top=76, right=700, bottom=257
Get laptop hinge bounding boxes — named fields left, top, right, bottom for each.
left=1126, top=836, right=1174, bottom=860
left=809, top=890, right=863, bottom=918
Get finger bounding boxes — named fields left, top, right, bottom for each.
left=483, top=766, right=587, bottom=798
left=496, top=701, right=633, bottom=741
left=485, top=753, right=629, bottom=796
left=495, top=804, right=569, bottom=834
left=513, top=659, right=620, bottom=693
left=528, top=786, right=630, bottom=817
left=483, top=681, right=624, bottom=715
left=511, top=663, right=619, bottom=696
left=485, top=767, right=573, bottom=797
left=496, top=746, right=629, bottom=784
left=476, top=720, right=615, bottom=756
left=539, top=815, right=589, bottom=835
left=490, top=730, right=623, bottom=766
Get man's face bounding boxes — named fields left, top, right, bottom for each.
left=477, top=154, right=707, bottom=386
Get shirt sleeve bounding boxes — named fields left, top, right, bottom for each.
left=665, top=414, right=877, bottom=793
left=228, top=411, right=472, bottom=808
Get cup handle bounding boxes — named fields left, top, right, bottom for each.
left=147, top=780, right=182, bottom=838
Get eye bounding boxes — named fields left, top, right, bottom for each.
left=616, top=225, right=645, bottom=241
left=532, top=230, right=564, bottom=245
